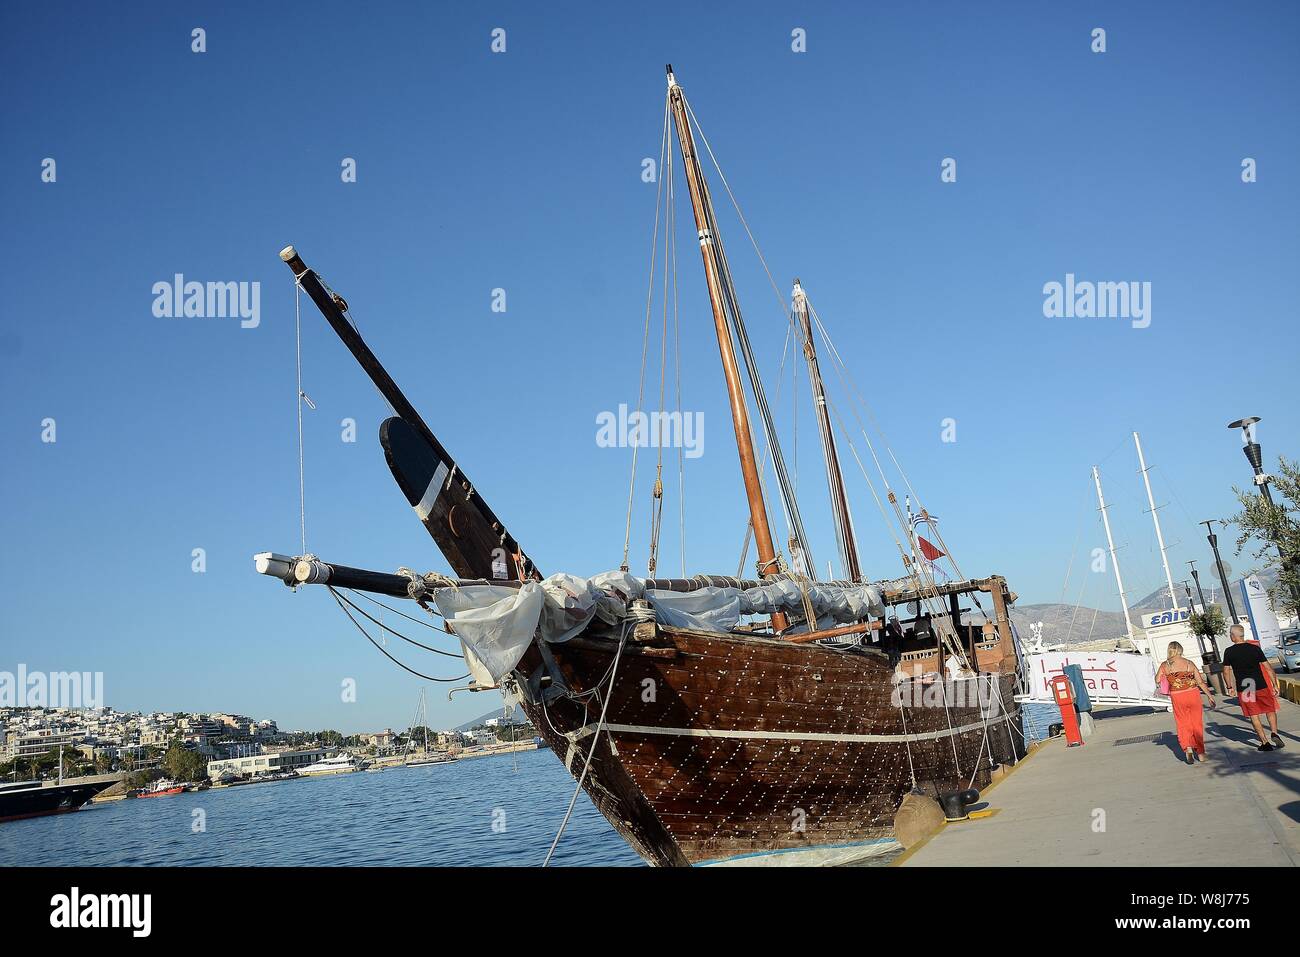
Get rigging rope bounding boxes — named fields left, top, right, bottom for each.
left=542, top=624, right=630, bottom=866
left=736, top=323, right=794, bottom=576
left=652, top=91, right=1000, bottom=667
left=938, top=676, right=964, bottom=778
left=332, top=589, right=463, bottom=657
left=803, top=303, right=972, bottom=663
left=314, top=272, right=398, bottom=418
left=815, top=358, right=970, bottom=665
left=966, top=677, right=997, bottom=789
left=897, top=698, right=919, bottom=790
left=671, top=154, right=686, bottom=578
left=328, top=586, right=469, bottom=681
left=683, top=97, right=914, bottom=568
left=293, top=280, right=314, bottom=555
left=1064, top=476, right=1097, bottom=643
left=682, top=94, right=974, bottom=651
left=798, top=296, right=859, bottom=581
left=344, top=588, right=450, bottom=629
left=622, top=95, right=672, bottom=573
left=647, top=131, right=676, bottom=575
left=682, top=95, right=816, bottom=580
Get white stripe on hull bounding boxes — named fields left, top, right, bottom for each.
left=566, top=712, right=1015, bottom=746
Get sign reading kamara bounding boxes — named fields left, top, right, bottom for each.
left=1020, top=652, right=1161, bottom=705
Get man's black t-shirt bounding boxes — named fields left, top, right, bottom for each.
left=1222, top=641, right=1269, bottom=695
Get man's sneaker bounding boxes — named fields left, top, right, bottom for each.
left=1272, top=734, right=1285, bottom=749
left=1257, top=742, right=1276, bottom=752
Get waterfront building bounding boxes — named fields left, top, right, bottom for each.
left=206, top=746, right=326, bottom=780
left=4, top=729, right=83, bottom=759
left=363, top=729, right=397, bottom=749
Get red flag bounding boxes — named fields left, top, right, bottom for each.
left=918, top=536, right=945, bottom=562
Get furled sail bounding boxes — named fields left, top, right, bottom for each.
left=434, top=572, right=885, bottom=683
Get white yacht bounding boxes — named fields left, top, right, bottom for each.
left=297, top=753, right=364, bottom=777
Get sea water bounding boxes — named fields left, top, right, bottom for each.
left=0, top=749, right=641, bottom=867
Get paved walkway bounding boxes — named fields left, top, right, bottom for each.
left=898, top=696, right=1300, bottom=866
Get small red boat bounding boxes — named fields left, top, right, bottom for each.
left=132, top=779, right=185, bottom=798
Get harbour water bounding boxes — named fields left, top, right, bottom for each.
left=0, top=749, right=642, bottom=867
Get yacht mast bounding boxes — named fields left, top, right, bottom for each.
left=666, top=66, right=785, bottom=618
left=1093, top=465, right=1136, bottom=641
left=1133, top=432, right=1178, bottom=611
left=793, top=279, right=861, bottom=581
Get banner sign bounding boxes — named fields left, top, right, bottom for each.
left=1019, top=651, right=1161, bottom=705
left=1237, top=575, right=1281, bottom=652
left=1141, top=608, right=1191, bottom=630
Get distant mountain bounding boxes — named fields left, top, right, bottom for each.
left=1008, top=603, right=1135, bottom=645
left=1128, top=567, right=1277, bottom=612
left=1008, top=567, right=1282, bottom=646
left=453, top=703, right=526, bottom=732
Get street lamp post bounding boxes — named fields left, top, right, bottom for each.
left=1228, top=416, right=1300, bottom=613
left=1183, top=578, right=1209, bottom=658
left=1188, top=559, right=1226, bottom=693
left=1202, top=520, right=1241, bottom=624
left=1203, top=520, right=1241, bottom=693
left=1229, top=417, right=1273, bottom=504
left=1188, top=560, right=1209, bottom=612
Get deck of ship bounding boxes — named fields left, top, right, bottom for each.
left=895, top=686, right=1300, bottom=867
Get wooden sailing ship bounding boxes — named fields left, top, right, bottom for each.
left=256, top=67, right=1024, bottom=866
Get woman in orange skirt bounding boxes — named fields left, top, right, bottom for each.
left=1156, top=641, right=1216, bottom=764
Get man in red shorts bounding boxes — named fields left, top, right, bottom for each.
left=1222, top=624, right=1284, bottom=751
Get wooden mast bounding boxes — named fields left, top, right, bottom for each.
left=792, top=279, right=861, bottom=582
left=666, top=67, right=785, bottom=621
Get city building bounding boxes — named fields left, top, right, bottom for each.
left=4, top=729, right=83, bottom=760
left=206, top=747, right=327, bottom=780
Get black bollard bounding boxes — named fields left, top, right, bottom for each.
left=939, top=788, right=980, bottom=822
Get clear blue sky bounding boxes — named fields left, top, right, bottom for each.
left=2, top=2, right=1296, bottom=732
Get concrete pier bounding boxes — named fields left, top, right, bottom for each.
left=897, top=694, right=1300, bottom=867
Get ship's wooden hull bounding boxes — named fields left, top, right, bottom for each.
left=517, top=624, right=1022, bottom=866
left=275, top=246, right=1026, bottom=866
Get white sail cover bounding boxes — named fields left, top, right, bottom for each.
left=434, top=573, right=884, bottom=683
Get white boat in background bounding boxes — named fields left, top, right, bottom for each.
left=406, top=752, right=456, bottom=767
left=297, top=753, right=365, bottom=777
left=403, top=688, right=456, bottom=767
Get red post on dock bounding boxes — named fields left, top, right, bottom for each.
left=1050, top=675, right=1084, bottom=747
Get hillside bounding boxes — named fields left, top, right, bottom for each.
left=453, top=704, right=526, bottom=732
left=1008, top=603, right=1136, bottom=645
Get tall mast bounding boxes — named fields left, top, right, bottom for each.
left=793, top=279, right=861, bottom=581
left=1133, top=431, right=1178, bottom=611
left=1093, top=466, right=1136, bottom=641
left=666, top=67, right=784, bottom=605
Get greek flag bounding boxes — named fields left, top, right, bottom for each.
left=909, top=510, right=939, bottom=530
